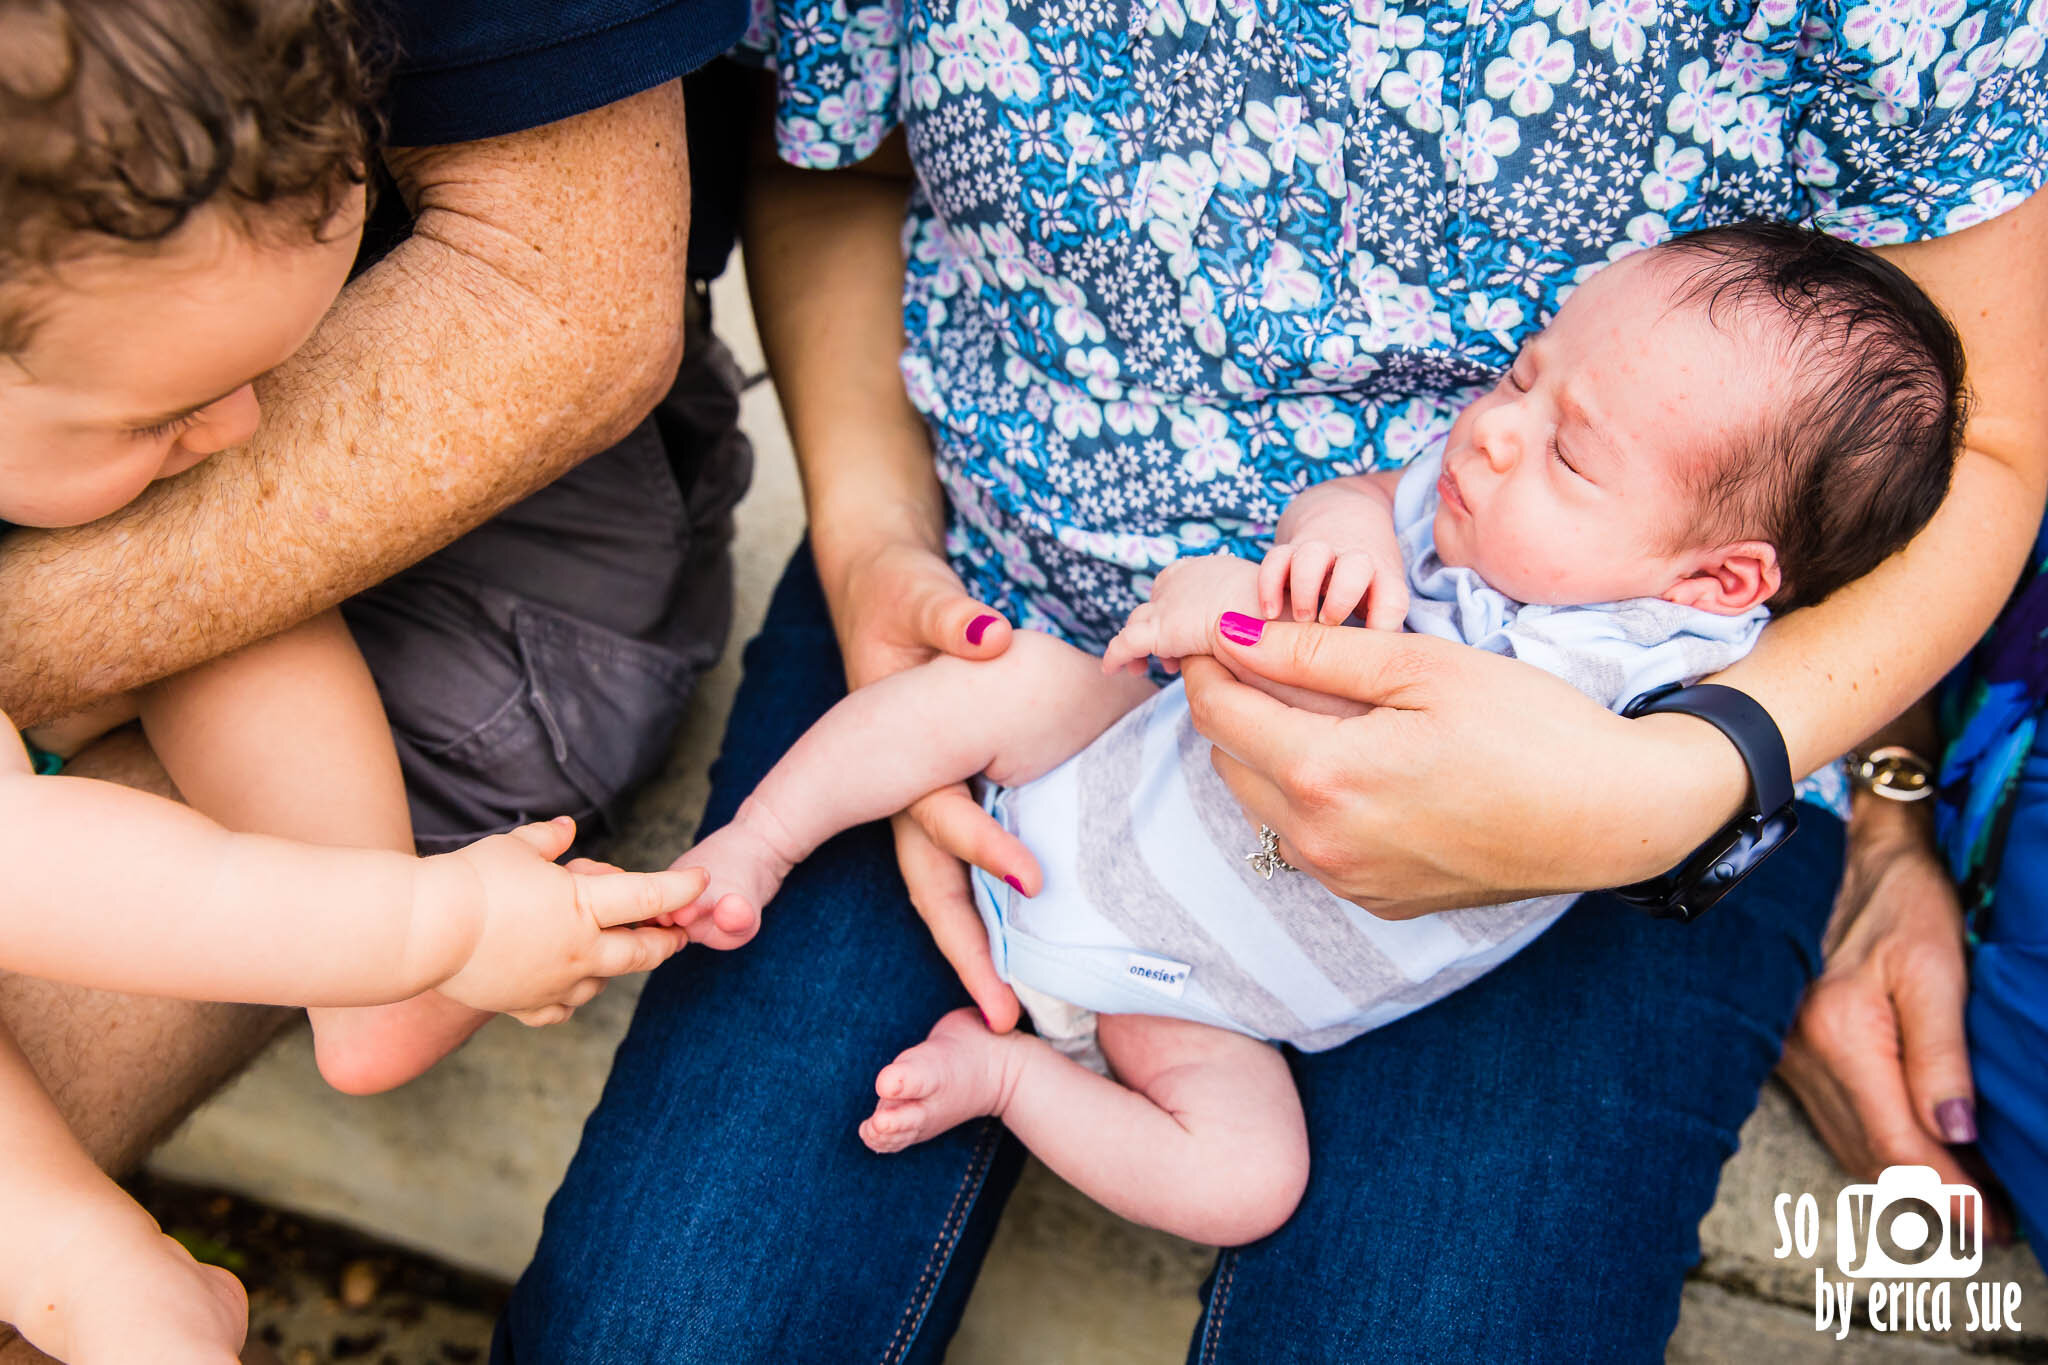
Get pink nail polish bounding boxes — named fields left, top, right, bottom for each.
left=966, top=613, right=998, bottom=645
left=1219, top=612, right=1265, bottom=646
left=1005, top=874, right=1028, bottom=897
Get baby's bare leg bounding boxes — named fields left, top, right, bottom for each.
left=675, top=631, right=1157, bottom=934
left=860, top=1009, right=1307, bottom=1246
left=139, top=610, right=488, bottom=1096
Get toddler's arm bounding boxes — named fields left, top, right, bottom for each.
left=0, top=1026, right=244, bottom=1363
left=0, top=750, right=700, bottom=1019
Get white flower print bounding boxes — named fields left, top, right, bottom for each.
left=1588, top=0, right=1658, bottom=64
left=1792, top=128, right=1841, bottom=186
left=1260, top=241, right=1323, bottom=311
left=1533, top=0, right=1593, bottom=36
left=1443, top=99, right=1521, bottom=183
left=1380, top=50, right=1447, bottom=133
left=1485, top=22, right=1576, bottom=117
left=931, top=25, right=985, bottom=92
left=976, top=26, right=1041, bottom=99
left=1641, top=135, right=1706, bottom=207
left=1723, top=93, right=1785, bottom=165
left=1276, top=396, right=1358, bottom=458
left=1066, top=344, right=1123, bottom=399
left=1722, top=38, right=1790, bottom=93
left=747, top=0, right=2048, bottom=683
left=1180, top=276, right=1229, bottom=356
left=1169, top=407, right=1242, bottom=480
left=1050, top=380, right=1103, bottom=438
left=1843, top=0, right=1966, bottom=68
left=1664, top=57, right=1717, bottom=141
left=1309, top=335, right=1381, bottom=388
left=1944, top=177, right=2028, bottom=230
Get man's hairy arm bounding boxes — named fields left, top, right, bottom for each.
left=0, top=81, right=691, bottom=726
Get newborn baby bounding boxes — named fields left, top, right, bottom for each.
left=672, top=222, right=1967, bottom=1244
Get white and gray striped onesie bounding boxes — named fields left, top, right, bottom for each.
left=967, top=441, right=1770, bottom=1059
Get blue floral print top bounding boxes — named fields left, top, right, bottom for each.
left=745, top=0, right=2047, bottom=653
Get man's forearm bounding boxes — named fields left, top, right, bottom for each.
left=0, top=82, right=691, bottom=726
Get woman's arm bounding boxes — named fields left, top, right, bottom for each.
left=1777, top=701, right=1988, bottom=1200
left=1183, top=191, right=2048, bottom=915
left=738, top=81, right=1025, bottom=1026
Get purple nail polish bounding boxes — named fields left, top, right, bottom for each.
left=966, top=613, right=998, bottom=645
left=1004, top=874, right=1027, bottom=897
left=1219, top=612, right=1265, bottom=647
left=1935, top=1097, right=1978, bottom=1144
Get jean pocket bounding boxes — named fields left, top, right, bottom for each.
left=509, top=597, right=701, bottom=825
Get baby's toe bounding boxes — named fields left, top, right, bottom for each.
left=860, top=1101, right=928, bottom=1153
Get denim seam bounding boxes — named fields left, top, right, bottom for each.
left=881, top=1120, right=1002, bottom=1364
left=1198, top=1250, right=1238, bottom=1365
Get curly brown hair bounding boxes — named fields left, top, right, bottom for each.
left=0, top=0, right=385, bottom=352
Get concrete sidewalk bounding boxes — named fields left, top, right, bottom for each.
left=149, top=265, right=2047, bottom=1363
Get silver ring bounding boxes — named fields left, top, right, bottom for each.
left=1246, top=824, right=1296, bottom=879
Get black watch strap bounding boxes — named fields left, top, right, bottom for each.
left=1624, top=683, right=1794, bottom=814
left=1611, top=682, right=1799, bottom=922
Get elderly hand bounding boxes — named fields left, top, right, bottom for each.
left=820, top=535, right=1026, bottom=1031
left=1777, top=802, right=2000, bottom=1219
left=1178, top=615, right=1745, bottom=917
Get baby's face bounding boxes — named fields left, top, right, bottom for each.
left=0, top=192, right=362, bottom=528
left=1433, top=251, right=1785, bottom=608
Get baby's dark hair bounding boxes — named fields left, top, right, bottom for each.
left=0, top=0, right=385, bottom=352
left=1648, top=220, right=1968, bottom=612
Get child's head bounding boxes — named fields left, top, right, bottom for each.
left=0, top=0, right=380, bottom=528
left=1434, top=220, right=1965, bottom=614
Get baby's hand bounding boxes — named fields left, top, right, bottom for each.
left=425, top=817, right=702, bottom=1025
left=1258, top=534, right=1409, bottom=631
left=1102, top=553, right=1264, bottom=675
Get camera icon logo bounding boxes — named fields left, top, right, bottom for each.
left=1837, top=1165, right=1983, bottom=1279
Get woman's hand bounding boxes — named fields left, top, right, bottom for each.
left=819, top=534, right=1027, bottom=1031
left=1178, top=617, right=1748, bottom=917
left=1777, top=799, right=1990, bottom=1199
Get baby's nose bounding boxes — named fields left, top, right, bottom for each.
left=179, top=384, right=261, bottom=455
left=1472, top=406, right=1521, bottom=473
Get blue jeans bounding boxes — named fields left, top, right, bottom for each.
left=493, top=547, right=1842, bottom=1364
left=1969, top=734, right=2048, bottom=1250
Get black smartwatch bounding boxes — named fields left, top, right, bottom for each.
left=1610, top=682, right=1800, bottom=923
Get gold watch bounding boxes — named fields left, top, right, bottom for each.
left=1847, top=745, right=1935, bottom=802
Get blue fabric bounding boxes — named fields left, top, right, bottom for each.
left=740, top=0, right=2048, bottom=656
left=1938, top=514, right=2048, bottom=920
left=494, top=545, right=1845, bottom=1362
left=1968, top=726, right=2048, bottom=1255
left=371, top=0, right=748, bottom=146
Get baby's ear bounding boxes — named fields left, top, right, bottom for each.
left=1661, top=540, right=1781, bottom=615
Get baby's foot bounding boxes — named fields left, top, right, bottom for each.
left=658, top=798, right=794, bottom=948
left=26, top=1226, right=247, bottom=1365
left=860, top=1008, right=1023, bottom=1153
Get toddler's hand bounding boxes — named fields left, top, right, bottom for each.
left=16, top=1209, right=247, bottom=1365
left=426, top=817, right=701, bottom=1025
left=1102, top=554, right=1264, bottom=675
left=1259, top=535, right=1409, bottom=631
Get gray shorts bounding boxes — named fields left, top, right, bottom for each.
left=342, top=304, right=752, bottom=853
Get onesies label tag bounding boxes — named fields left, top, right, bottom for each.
left=1124, top=952, right=1191, bottom=998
